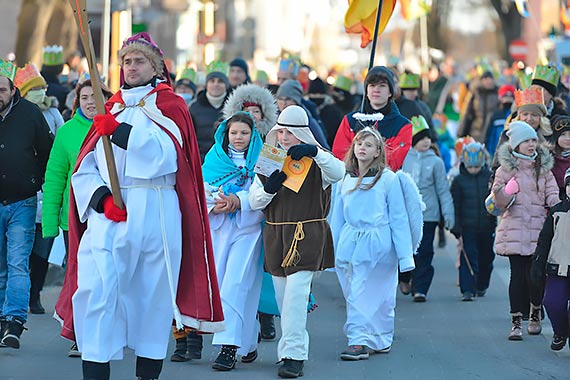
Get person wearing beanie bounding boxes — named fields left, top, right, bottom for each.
left=485, top=84, right=515, bottom=158
left=174, top=79, right=197, bottom=105
left=450, top=142, right=497, bottom=301
left=55, top=32, right=223, bottom=380
left=276, top=79, right=329, bottom=149
left=40, top=45, right=70, bottom=112
left=457, top=66, right=499, bottom=143
left=491, top=119, right=559, bottom=341
left=228, top=58, right=251, bottom=89
left=530, top=166, right=570, bottom=351
left=307, top=77, right=345, bottom=147
left=332, top=65, right=412, bottom=171
left=402, top=116, right=455, bottom=302
left=331, top=75, right=355, bottom=115
left=249, top=105, right=345, bottom=378
left=190, top=66, right=231, bottom=161
left=549, top=115, right=570, bottom=198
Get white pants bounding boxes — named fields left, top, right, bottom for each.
left=272, top=271, right=314, bottom=361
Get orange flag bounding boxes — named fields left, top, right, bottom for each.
left=344, top=0, right=397, bottom=48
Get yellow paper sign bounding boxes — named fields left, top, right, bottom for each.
left=282, top=156, right=313, bottom=193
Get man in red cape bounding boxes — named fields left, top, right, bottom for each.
left=54, top=33, right=223, bottom=380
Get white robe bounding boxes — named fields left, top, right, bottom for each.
left=206, top=152, right=264, bottom=356
left=329, top=170, right=414, bottom=350
left=71, top=84, right=182, bottom=362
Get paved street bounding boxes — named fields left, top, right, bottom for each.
left=1, top=233, right=568, bottom=380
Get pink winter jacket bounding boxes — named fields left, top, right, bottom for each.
left=492, top=143, right=559, bottom=256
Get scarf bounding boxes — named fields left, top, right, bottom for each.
left=206, top=92, right=226, bottom=109
left=202, top=111, right=263, bottom=191
left=513, top=150, right=538, bottom=161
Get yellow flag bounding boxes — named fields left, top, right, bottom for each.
left=344, top=0, right=397, bottom=48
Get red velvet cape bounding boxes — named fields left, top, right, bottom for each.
left=55, top=83, right=224, bottom=340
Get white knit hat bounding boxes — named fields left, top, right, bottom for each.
left=506, top=121, right=538, bottom=150
left=265, top=105, right=321, bottom=147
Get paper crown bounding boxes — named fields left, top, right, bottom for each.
left=432, top=113, right=448, bottom=136
left=206, top=61, right=229, bottom=76
left=278, top=57, right=300, bottom=77
left=14, top=63, right=46, bottom=96
left=255, top=70, right=269, bottom=83
left=516, top=70, right=532, bottom=89
left=514, top=87, right=544, bottom=108
left=333, top=75, right=353, bottom=92
left=0, top=59, right=17, bottom=81
left=176, top=67, right=197, bottom=83
left=454, top=136, right=475, bottom=157
left=461, top=142, right=485, bottom=167
left=532, top=65, right=560, bottom=86
left=411, top=115, right=429, bottom=136
left=476, top=62, right=493, bottom=78
left=399, top=73, right=420, bottom=89
left=42, top=45, right=64, bottom=66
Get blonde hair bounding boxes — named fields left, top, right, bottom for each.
left=344, top=128, right=387, bottom=192
left=118, top=43, right=164, bottom=78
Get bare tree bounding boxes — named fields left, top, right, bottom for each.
left=427, top=0, right=452, bottom=52
left=15, top=0, right=77, bottom=67
left=489, top=0, right=523, bottom=62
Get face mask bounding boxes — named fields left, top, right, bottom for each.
left=178, top=93, right=193, bottom=105
left=25, top=89, right=47, bottom=105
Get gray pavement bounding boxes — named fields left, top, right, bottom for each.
left=1, top=233, right=568, bottom=379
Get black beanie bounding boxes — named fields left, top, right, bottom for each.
left=365, top=66, right=395, bottom=96
left=229, top=58, right=250, bottom=81
left=551, top=114, right=570, bottom=146
left=308, top=78, right=327, bottom=95
left=532, top=78, right=557, bottom=97
left=412, top=128, right=431, bottom=147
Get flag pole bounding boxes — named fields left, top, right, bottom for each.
left=361, top=0, right=384, bottom=112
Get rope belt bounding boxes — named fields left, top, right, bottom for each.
left=265, top=218, right=327, bottom=268
left=122, top=184, right=183, bottom=329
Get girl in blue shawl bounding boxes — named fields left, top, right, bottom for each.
left=202, top=112, right=265, bottom=371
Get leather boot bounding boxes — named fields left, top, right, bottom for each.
left=508, top=313, right=523, bottom=341
left=527, top=304, right=542, bottom=335
left=170, top=337, right=188, bottom=362
left=186, top=331, right=203, bottom=359
left=258, top=312, right=276, bottom=341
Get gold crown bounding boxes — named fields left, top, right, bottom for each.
left=14, top=63, right=43, bottom=88
left=42, top=45, right=64, bottom=66
left=514, top=87, right=544, bottom=108
left=0, top=59, right=17, bottom=81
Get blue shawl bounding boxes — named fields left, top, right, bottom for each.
left=202, top=112, right=263, bottom=192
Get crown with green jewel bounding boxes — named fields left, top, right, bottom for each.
left=399, top=73, right=420, bottom=89
left=206, top=61, right=229, bottom=76
left=0, top=59, right=16, bottom=81
left=42, top=45, right=64, bottom=66
left=176, top=67, right=197, bottom=83
left=411, top=115, right=429, bottom=136
left=532, top=65, right=560, bottom=86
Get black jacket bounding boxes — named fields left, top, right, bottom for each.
left=189, top=90, right=227, bottom=162
left=450, top=163, right=497, bottom=235
left=0, top=90, right=54, bottom=204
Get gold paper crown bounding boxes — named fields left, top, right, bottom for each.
left=14, top=63, right=46, bottom=97
left=206, top=61, right=229, bottom=76
left=399, top=73, right=420, bottom=89
left=532, top=65, right=560, bottom=86
left=42, top=45, right=64, bottom=66
left=0, top=59, right=17, bottom=81
left=176, top=67, right=197, bottom=82
left=514, top=87, right=544, bottom=108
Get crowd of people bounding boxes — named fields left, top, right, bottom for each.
left=0, top=33, right=570, bottom=380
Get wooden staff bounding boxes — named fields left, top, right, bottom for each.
left=69, top=0, right=124, bottom=209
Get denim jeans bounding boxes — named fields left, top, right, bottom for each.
left=0, top=196, right=37, bottom=322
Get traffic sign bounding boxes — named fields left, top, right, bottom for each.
left=509, top=39, right=528, bottom=61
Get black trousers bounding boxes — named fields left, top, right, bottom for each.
left=508, top=255, right=543, bottom=315
left=82, top=357, right=163, bottom=380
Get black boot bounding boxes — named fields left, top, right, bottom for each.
left=29, top=295, right=45, bottom=314
left=0, top=318, right=6, bottom=347
left=186, top=331, right=203, bottom=359
left=278, top=359, right=304, bottom=378
left=29, top=252, right=49, bottom=314
left=170, top=337, right=188, bottom=362
left=1, top=317, right=26, bottom=349
left=136, top=356, right=163, bottom=380
left=258, top=312, right=276, bottom=341
left=211, top=345, right=237, bottom=371
left=82, top=360, right=110, bottom=380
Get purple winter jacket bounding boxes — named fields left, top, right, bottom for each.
left=492, top=143, right=559, bottom=256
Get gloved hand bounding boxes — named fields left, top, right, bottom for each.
left=264, top=170, right=287, bottom=194
left=444, top=218, right=454, bottom=230
left=530, top=254, right=547, bottom=288
left=504, top=177, right=519, bottom=195
left=94, top=114, right=120, bottom=136
left=287, top=144, right=318, bottom=161
left=102, top=195, right=127, bottom=222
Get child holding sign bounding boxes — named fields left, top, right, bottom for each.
left=249, top=105, right=344, bottom=378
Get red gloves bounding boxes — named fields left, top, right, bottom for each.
left=94, top=114, right=120, bottom=136
left=102, top=195, right=127, bottom=222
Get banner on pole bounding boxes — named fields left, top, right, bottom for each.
left=344, top=0, right=397, bottom=48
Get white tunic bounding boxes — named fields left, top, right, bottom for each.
left=206, top=150, right=264, bottom=356
left=71, top=84, right=182, bottom=362
left=329, top=170, right=414, bottom=350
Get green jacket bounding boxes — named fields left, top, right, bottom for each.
left=42, top=111, right=92, bottom=237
